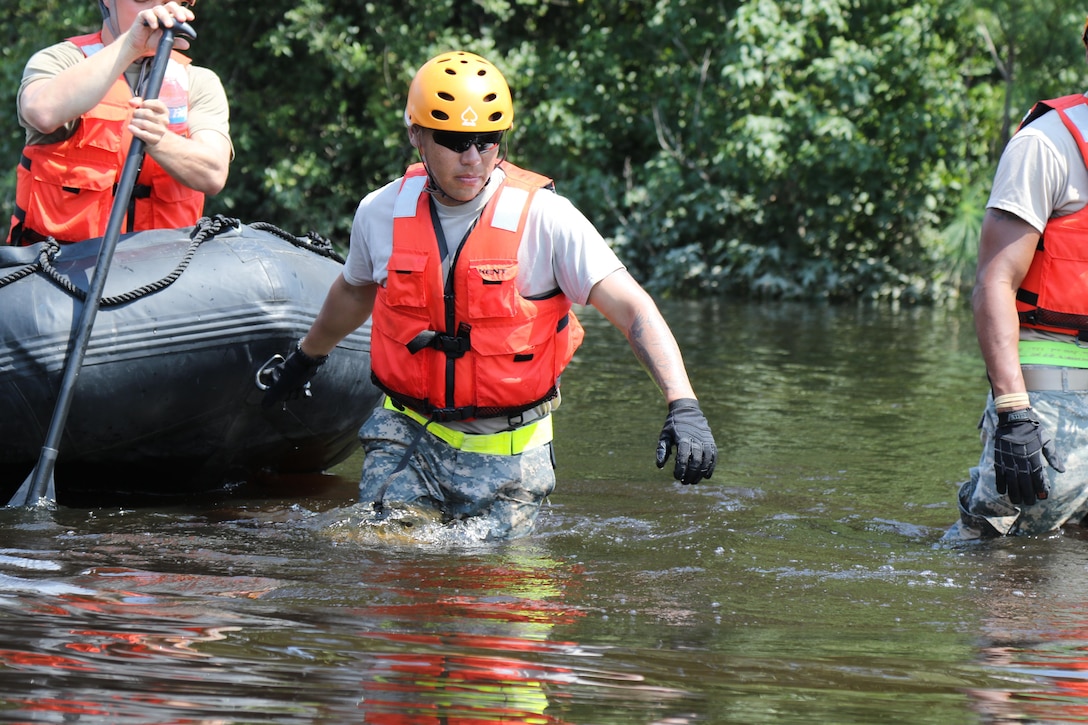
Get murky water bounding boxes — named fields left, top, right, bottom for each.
left=2, top=299, right=1085, bottom=723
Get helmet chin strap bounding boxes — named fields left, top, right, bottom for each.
left=419, top=157, right=456, bottom=202
left=98, top=0, right=123, bottom=41
left=416, top=138, right=508, bottom=204
left=418, top=153, right=493, bottom=205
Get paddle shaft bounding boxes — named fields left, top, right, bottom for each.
left=11, top=23, right=195, bottom=506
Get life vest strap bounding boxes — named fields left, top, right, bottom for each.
left=406, top=324, right=471, bottom=358
left=1019, top=307, right=1088, bottom=341
left=372, top=373, right=559, bottom=423
left=1017, top=288, right=1039, bottom=306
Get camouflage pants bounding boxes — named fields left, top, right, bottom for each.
left=356, top=407, right=557, bottom=540
left=943, top=387, right=1088, bottom=541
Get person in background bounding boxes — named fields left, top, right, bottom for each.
left=6, top=0, right=232, bottom=246
left=942, top=21, right=1088, bottom=541
left=262, top=50, right=717, bottom=540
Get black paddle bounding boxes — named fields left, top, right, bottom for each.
left=7, top=20, right=197, bottom=508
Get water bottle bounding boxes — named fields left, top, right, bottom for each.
left=158, top=72, right=189, bottom=137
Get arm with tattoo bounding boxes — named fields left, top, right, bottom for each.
left=586, top=270, right=696, bottom=401
left=586, top=269, right=716, bottom=484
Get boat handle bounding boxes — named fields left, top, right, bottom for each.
left=254, top=354, right=284, bottom=391
left=255, top=353, right=314, bottom=399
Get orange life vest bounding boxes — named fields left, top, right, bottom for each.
left=1015, top=94, right=1088, bottom=338
left=6, top=32, right=204, bottom=246
left=370, top=161, right=584, bottom=422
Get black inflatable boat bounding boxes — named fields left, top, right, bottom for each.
left=0, top=216, right=381, bottom=504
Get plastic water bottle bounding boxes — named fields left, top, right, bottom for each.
left=158, top=74, right=189, bottom=136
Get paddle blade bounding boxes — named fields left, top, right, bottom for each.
left=7, top=453, right=58, bottom=508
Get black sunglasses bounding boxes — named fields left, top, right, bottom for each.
left=431, top=130, right=504, bottom=154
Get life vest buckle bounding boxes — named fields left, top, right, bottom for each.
left=436, top=333, right=471, bottom=358
left=406, top=323, right=472, bottom=358
left=430, top=406, right=476, bottom=423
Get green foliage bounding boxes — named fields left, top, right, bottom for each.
left=966, top=1, right=1083, bottom=151
left=559, top=0, right=985, bottom=301
left=1, top=0, right=1079, bottom=300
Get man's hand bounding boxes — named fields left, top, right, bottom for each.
left=656, top=398, right=717, bottom=485
left=260, top=341, right=328, bottom=408
left=128, top=97, right=170, bottom=147
left=994, top=408, right=1064, bottom=505
left=124, top=2, right=195, bottom=56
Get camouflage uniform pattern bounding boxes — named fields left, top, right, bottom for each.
left=944, top=385, right=1088, bottom=541
left=357, top=407, right=557, bottom=540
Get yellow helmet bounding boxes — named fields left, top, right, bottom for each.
left=404, top=51, right=514, bottom=132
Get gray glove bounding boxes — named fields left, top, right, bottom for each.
left=994, top=408, right=1064, bottom=506
left=656, top=398, right=717, bottom=485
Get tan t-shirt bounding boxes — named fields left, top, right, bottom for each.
left=17, top=39, right=232, bottom=153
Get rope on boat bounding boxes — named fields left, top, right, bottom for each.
left=0, top=215, right=344, bottom=305
left=249, top=221, right=345, bottom=263
left=0, top=239, right=60, bottom=290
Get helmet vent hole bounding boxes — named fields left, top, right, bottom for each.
left=488, top=112, right=504, bottom=123
left=483, top=93, right=497, bottom=102
left=431, top=111, right=450, bottom=121
left=438, top=92, right=455, bottom=101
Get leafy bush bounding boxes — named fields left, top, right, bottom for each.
left=2, top=0, right=1079, bottom=301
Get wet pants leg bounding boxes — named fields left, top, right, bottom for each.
left=943, top=388, right=1088, bottom=541
left=357, top=408, right=556, bottom=540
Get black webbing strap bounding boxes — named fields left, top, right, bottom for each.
left=371, top=405, right=434, bottom=519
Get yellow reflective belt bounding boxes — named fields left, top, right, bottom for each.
left=383, top=397, right=552, bottom=455
left=1019, top=339, right=1088, bottom=369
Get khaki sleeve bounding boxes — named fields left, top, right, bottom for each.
left=186, top=65, right=233, bottom=158
left=18, top=41, right=85, bottom=145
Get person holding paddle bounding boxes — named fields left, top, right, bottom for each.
left=6, top=0, right=232, bottom=246
left=262, top=50, right=717, bottom=540
left=943, top=23, right=1088, bottom=541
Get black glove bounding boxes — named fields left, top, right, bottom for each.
left=993, top=407, right=1064, bottom=506
left=260, top=341, right=328, bottom=408
left=656, top=398, right=717, bottom=485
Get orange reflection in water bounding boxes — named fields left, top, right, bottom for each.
left=348, top=557, right=587, bottom=723
left=0, top=565, right=277, bottom=722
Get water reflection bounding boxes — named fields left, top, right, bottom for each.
left=306, top=530, right=697, bottom=722
left=958, top=532, right=1088, bottom=722
left=4, top=299, right=1076, bottom=724
left=0, top=503, right=706, bottom=723
left=350, top=619, right=584, bottom=722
